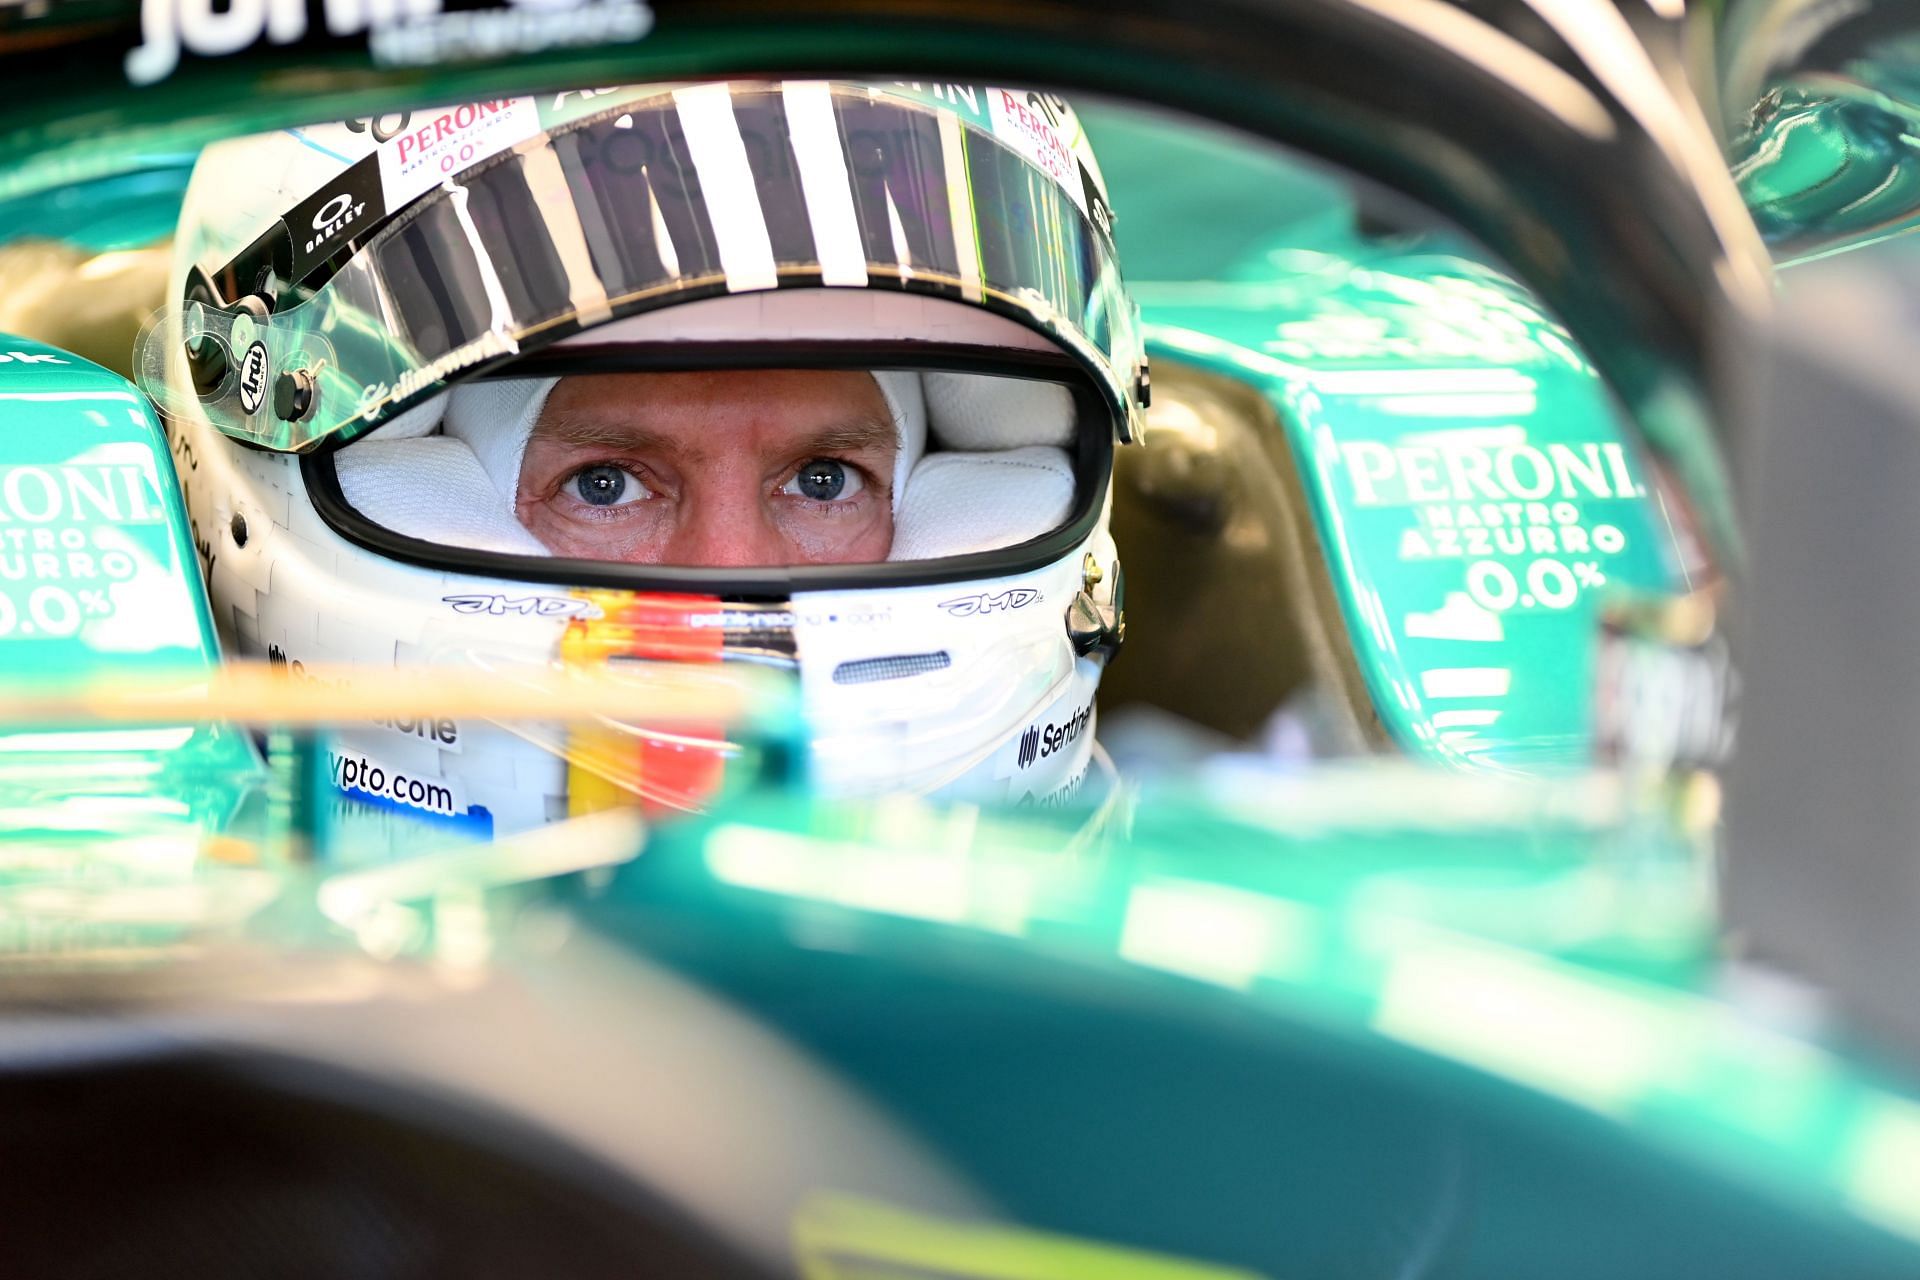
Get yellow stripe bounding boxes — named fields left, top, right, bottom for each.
left=792, top=1194, right=1267, bottom=1280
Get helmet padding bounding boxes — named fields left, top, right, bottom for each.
left=336, top=368, right=1075, bottom=561
left=891, top=446, right=1075, bottom=560
left=922, top=373, right=1075, bottom=449
left=332, top=436, right=549, bottom=555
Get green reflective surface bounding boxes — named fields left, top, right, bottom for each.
left=1088, top=105, right=1690, bottom=766
left=1730, top=31, right=1920, bottom=262
left=0, top=34, right=1901, bottom=1279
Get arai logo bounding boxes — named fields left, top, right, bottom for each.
left=236, top=342, right=269, bottom=415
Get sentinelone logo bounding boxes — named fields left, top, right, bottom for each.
left=1017, top=702, right=1092, bottom=769
left=1017, top=724, right=1041, bottom=768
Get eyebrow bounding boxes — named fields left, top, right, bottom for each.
left=531, top=410, right=897, bottom=457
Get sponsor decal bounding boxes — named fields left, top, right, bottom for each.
left=286, top=159, right=387, bottom=280
left=376, top=98, right=542, bottom=209
left=270, top=645, right=466, bottom=752
left=236, top=341, right=269, bottom=416
left=1080, top=163, right=1115, bottom=242
left=0, top=465, right=165, bottom=528
left=1016, top=700, right=1092, bottom=770
left=328, top=746, right=459, bottom=817
left=268, top=643, right=349, bottom=688
left=344, top=113, right=415, bottom=145
left=443, top=592, right=601, bottom=619
left=1017, top=763, right=1090, bottom=809
left=687, top=608, right=796, bottom=629
left=986, top=88, right=1088, bottom=216
left=1336, top=437, right=1644, bottom=621
left=126, top=0, right=655, bottom=88
left=1594, top=604, right=1735, bottom=774
left=1340, top=441, right=1638, bottom=507
left=1016, top=723, right=1039, bottom=769
left=545, top=86, right=628, bottom=117
left=794, top=606, right=892, bottom=627
left=0, top=460, right=166, bottom=641
left=370, top=713, right=461, bottom=749
left=890, top=83, right=986, bottom=119
left=359, top=329, right=517, bottom=419
left=0, top=351, right=67, bottom=364
left=938, top=588, right=1040, bottom=618
left=369, top=0, right=652, bottom=71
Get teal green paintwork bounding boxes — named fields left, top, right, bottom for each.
left=0, top=159, right=194, bottom=252
left=0, top=334, right=266, bottom=939
left=6, top=727, right=1912, bottom=1272
left=0, top=58, right=1901, bottom=1277
left=1086, top=103, right=1685, bottom=767
left=1730, top=34, right=1920, bottom=262
left=0, top=334, right=219, bottom=677
left=524, top=777, right=1920, bottom=1277
left=1142, top=258, right=1682, bottom=769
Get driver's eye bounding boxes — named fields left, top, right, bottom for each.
left=783, top=459, right=864, bottom=503
left=572, top=464, right=648, bottom=507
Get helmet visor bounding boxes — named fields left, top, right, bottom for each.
left=137, top=82, right=1144, bottom=453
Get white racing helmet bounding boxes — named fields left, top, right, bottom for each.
left=143, top=81, right=1146, bottom=836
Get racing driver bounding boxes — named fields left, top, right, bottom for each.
left=143, top=80, right=1145, bottom=834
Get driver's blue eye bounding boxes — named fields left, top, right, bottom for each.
left=795, top=459, right=847, bottom=501
left=575, top=465, right=627, bottom=506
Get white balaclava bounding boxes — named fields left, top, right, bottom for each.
left=335, top=367, right=1076, bottom=561
left=440, top=371, right=929, bottom=517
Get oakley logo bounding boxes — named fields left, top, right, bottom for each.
left=939, top=588, right=1040, bottom=618
left=305, top=191, right=368, bottom=256
left=313, top=193, right=356, bottom=231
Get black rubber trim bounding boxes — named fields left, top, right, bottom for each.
left=497, top=340, right=1085, bottom=383
left=304, top=364, right=1112, bottom=597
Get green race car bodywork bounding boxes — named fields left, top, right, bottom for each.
left=0, top=1, right=1912, bottom=1274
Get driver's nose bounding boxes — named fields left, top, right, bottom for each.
left=662, top=486, right=791, bottom=567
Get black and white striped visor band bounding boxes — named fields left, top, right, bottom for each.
left=139, top=82, right=1147, bottom=454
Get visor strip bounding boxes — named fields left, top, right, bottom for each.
left=673, top=84, right=779, bottom=292
left=783, top=81, right=870, bottom=288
